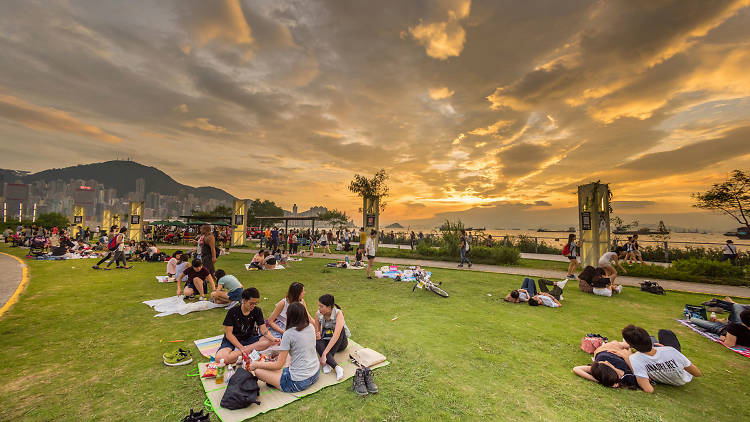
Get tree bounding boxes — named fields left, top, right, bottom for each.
left=348, top=169, right=390, bottom=212
left=212, top=205, right=233, bottom=216
left=247, top=199, right=284, bottom=227
left=35, top=212, right=70, bottom=229
left=318, top=209, right=351, bottom=230
left=692, top=170, right=750, bottom=229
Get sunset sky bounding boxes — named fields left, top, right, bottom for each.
left=1, top=0, right=749, bottom=229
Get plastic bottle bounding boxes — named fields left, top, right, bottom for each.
left=216, top=359, right=226, bottom=384
left=710, top=311, right=717, bottom=322
left=345, top=256, right=350, bottom=265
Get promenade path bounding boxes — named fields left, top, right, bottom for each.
left=230, top=248, right=750, bottom=298
left=0, top=252, right=26, bottom=315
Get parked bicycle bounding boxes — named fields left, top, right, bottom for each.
left=412, top=268, right=449, bottom=298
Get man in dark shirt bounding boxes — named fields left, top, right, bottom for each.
left=176, top=258, right=216, bottom=301
left=215, top=287, right=280, bottom=364
left=691, top=298, right=750, bottom=347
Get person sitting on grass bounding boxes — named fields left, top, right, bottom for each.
left=176, top=258, right=215, bottom=301
left=210, top=269, right=244, bottom=304
left=215, top=288, right=281, bottom=365
left=267, top=282, right=316, bottom=338
left=166, top=250, right=182, bottom=279
left=314, top=294, right=351, bottom=381
left=528, top=278, right=567, bottom=307
left=354, top=247, right=364, bottom=267
left=621, top=325, right=701, bottom=393
left=573, top=340, right=637, bottom=389
left=247, top=302, right=320, bottom=393
left=505, top=277, right=537, bottom=303
left=692, top=297, right=750, bottom=347
left=249, top=249, right=265, bottom=269
left=263, top=250, right=278, bottom=270
left=174, top=253, right=190, bottom=281
left=597, top=248, right=626, bottom=283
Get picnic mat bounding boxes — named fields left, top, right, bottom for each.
left=156, top=275, right=174, bottom=283
left=244, top=264, right=286, bottom=271
left=195, top=334, right=225, bottom=358
left=142, top=296, right=228, bottom=317
left=198, top=339, right=389, bottom=422
left=676, top=319, right=750, bottom=358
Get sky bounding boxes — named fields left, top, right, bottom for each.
left=1, top=0, right=749, bottom=230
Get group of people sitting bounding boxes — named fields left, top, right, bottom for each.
left=573, top=325, right=701, bottom=393
left=212, top=283, right=364, bottom=394
left=248, top=248, right=290, bottom=270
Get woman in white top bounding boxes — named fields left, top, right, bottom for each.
left=267, top=282, right=315, bottom=338
left=365, top=229, right=377, bottom=279
left=249, top=302, right=320, bottom=393
left=597, top=247, right=627, bottom=283
left=319, top=230, right=332, bottom=255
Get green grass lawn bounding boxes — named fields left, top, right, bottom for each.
left=1, top=244, right=749, bottom=421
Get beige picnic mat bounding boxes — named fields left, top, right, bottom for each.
left=198, top=339, right=389, bottom=422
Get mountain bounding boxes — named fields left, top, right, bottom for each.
left=1, top=160, right=236, bottom=202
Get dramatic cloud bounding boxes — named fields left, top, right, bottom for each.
left=0, top=0, right=749, bottom=229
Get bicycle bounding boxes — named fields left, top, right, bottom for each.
left=412, top=268, right=449, bottom=298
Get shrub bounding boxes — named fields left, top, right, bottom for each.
left=415, top=241, right=437, bottom=257
left=671, top=258, right=744, bottom=279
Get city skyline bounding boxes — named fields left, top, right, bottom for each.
left=1, top=1, right=750, bottom=228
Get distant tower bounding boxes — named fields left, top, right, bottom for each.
left=135, top=178, right=145, bottom=202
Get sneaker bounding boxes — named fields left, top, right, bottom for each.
left=198, top=296, right=206, bottom=301
left=468, top=263, right=472, bottom=268
left=363, top=367, right=379, bottom=393
left=92, top=265, right=100, bottom=270
left=163, top=348, right=193, bottom=366
left=335, top=365, right=344, bottom=381
left=615, top=285, right=623, bottom=294
left=352, top=368, right=368, bottom=396
left=556, top=279, right=568, bottom=290
left=322, top=364, right=332, bottom=374
left=457, top=264, right=463, bottom=268
left=559, top=295, right=564, bottom=301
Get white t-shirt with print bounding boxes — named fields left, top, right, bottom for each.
left=629, top=346, right=693, bottom=386
left=539, top=295, right=559, bottom=308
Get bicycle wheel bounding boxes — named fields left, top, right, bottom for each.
left=427, top=284, right=449, bottom=298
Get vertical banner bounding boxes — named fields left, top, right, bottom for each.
left=232, top=199, right=247, bottom=247
left=577, top=183, right=610, bottom=268
left=102, top=210, right=112, bottom=232
left=73, top=204, right=86, bottom=238
left=2, top=202, right=6, bottom=223
left=128, top=201, right=144, bottom=242
left=363, top=196, right=380, bottom=246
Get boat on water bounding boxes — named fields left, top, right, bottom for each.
left=723, top=227, right=750, bottom=239
left=537, top=227, right=576, bottom=233
left=612, top=228, right=670, bottom=235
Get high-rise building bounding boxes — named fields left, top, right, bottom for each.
left=135, top=178, right=146, bottom=202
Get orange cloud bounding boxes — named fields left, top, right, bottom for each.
left=408, top=0, right=471, bottom=60
left=0, top=92, right=122, bottom=143
left=182, top=0, right=254, bottom=59
left=182, top=117, right=227, bottom=133
left=469, top=120, right=513, bottom=136
left=429, top=87, right=455, bottom=99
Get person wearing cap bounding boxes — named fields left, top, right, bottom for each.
left=721, top=240, right=738, bottom=265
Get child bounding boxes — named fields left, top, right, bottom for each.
left=174, top=253, right=190, bottom=282
left=354, top=247, right=364, bottom=267
left=166, top=250, right=183, bottom=279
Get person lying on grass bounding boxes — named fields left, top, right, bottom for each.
left=176, top=258, right=216, bottom=301
left=527, top=279, right=567, bottom=307
left=504, top=277, right=537, bottom=303
left=692, top=297, right=750, bottom=348
left=247, top=302, right=320, bottom=393
left=263, top=250, right=278, bottom=270
left=215, top=287, right=281, bottom=365
left=267, top=282, right=316, bottom=339
left=620, top=325, right=701, bottom=393
left=597, top=248, right=626, bottom=283
left=314, top=294, right=352, bottom=381
left=210, top=269, right=244, bottom=304
left=573, top=341, right=637, bottom=389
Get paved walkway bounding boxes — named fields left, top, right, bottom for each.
left=229, top=248, right=750, bottom=298
left=0, top=252, right=26, bottom=315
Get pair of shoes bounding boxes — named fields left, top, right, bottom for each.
left=163, top=347, right=193, bottom=366
left=352, top=367, right=378, bottom=396
left=182, top=408, right=210, bottom=422
left=457, top=264, right=463, bottom=268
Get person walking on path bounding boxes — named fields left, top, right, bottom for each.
left=721, top=240, right=738, bottom=265
left=92, top=225, right=119, bottom=269
left=319, top=230, right=332, bottom=255
left=366, top=229, right=377, bottom=279
left=107, top=227, right=131, bottom=269
left=565, top=233, right=580, bottom=278
left=200, top=224, right=217, bottom=276
left=458, top=229, right=472, bottom=268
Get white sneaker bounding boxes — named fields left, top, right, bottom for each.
left=335, top=365, right=344, bottom=381
left=616, top=285, right=623, bottom=294
left=559, top=295, right=564, bottom=301
left=556, top=279, right=568, bottom=290
left=322, top=364, right=332, bottom=374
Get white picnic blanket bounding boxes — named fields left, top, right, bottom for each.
left=244, top=264, right=285, bottom=270
left=155, top=276, right=173, bottom=283
left=142, top=296, right=228, bottom=317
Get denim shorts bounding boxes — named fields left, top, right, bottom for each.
left=219, top=335, right=261, bottom=352
left=279, top=367, right=319, bottom=393
left=227, top=288, right=243, bottom=302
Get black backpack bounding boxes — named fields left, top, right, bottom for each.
left=640, top=281, right=665, bottom=295
left=220, top=368, right=261, bottom=410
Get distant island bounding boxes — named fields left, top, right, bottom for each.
left=385, top=223, right=404, bottom=229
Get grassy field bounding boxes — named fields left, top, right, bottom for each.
left=1, top=244, right=749, bottom=421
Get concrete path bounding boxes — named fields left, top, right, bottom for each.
left=0, top=252, right=26, bottom=315
left=229, top=248, right=750, bottom=298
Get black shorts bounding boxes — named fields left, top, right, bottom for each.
left=321, top=241, right=327, bottom=246
left=567, top=256, right=576, bottom=260
left=186, top=278, right=208, bottom=292
left=367, top=255, right=375, bottom=260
